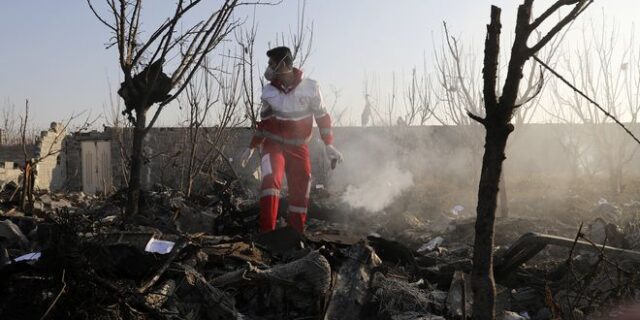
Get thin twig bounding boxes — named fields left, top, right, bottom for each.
left=533, top=54, right=640, bottom=146
left=40, top=269, right=67, bottom=320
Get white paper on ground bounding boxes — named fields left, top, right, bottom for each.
left=145, top=238, right=175, bottom=254
left=451, top=205, right=465, bottom=216
left=14, top=252, right=41, bottom=262
left=417, top=236, right=444, bottom=253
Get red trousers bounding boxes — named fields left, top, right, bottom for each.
left=259, top=140, right=311, bottom=233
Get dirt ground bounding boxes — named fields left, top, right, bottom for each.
left=2, top=173, right=640, bottom=319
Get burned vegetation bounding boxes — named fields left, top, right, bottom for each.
left=4, top=168, right=640, bottom=319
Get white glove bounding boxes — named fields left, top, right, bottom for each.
left=240, top=148, right=255, bottom=167
left=325, top=144, right=343, bottom=163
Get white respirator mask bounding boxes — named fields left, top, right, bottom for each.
left=264, top=56, right=292, bottom=81
left=264, top=66, right=277, bottom=81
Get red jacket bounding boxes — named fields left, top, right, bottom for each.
left=250, top=69, right=333, bottom=148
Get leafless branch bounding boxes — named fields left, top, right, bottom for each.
left=529, top=0, right=593, bottom=54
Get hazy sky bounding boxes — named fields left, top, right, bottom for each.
left=0, top=0, right=637, bottom=128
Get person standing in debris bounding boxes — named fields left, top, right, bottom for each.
left=240, top=46, right=343, bottom=233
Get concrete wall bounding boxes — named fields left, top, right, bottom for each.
left=87, top=124, right=640, bottom=191
left=0, top=123, right=68, bottom=191
left=55, top=123, right=640, bottom=193
left=0, top=161, right=21, bottom=184
left=34, top=123, right=67, bottom=191
left=108, top=127, right=253, bottom=191
left=0, top=145, right=37, bottom=164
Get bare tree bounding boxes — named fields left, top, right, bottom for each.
left=432, top=24, right=500, bottom=214
left=361, top=73, right=406, bottom=128
left=103, top=80, right=132, bottom=189
left=548, top=18, right=640, bottom=194
left=178, top=55, right=243, bottom=196
left=197, top=58, right=245, bottom=190
left=87, top=0, right=244, bottom=215
left=1, top=99, right=21, bottom=145
left=432, top=22, right=495, bottom=193
left=469, top=1, right=591, bottom=318
left=433, top=23, right=484, bottom=128
left=19, top=100, right=33, bottom=211
left=327, top=86, right=348, bottom=126
left=403, top=65, right=438, bottom=126
left=433, top=22, right=549, bottom=143
left=272, top=0, right=314, bottom=68
left=180, top=62, right=218, bottom=196
left=235, top=11, right=262, bottom=128
left=433, top=21, right=563, bottom=218
left=361, top=64, right=437, bottom=128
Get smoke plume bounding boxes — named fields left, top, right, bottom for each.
left=341, top=161, right=413, bottom=213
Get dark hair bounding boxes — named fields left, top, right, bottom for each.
left=266, top=46, right=293, bottom=67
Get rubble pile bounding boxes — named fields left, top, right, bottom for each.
left=2, top=185, right=640, bottom=319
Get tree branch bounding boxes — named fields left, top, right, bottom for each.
left=529, top=0, right=593, bottom=54
left=86, top=0, right=117, bottom=32
left=533, top=54, right=640, bottom=145
left=482, top=6, right=501, bottom=111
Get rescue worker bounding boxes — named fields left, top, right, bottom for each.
left=240, top=46, right=343, bottom=233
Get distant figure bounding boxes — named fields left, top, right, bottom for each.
left=362, top=94, right=372, bottom=126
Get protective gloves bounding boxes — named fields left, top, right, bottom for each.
left=240, top=148, right=255, bottom=167
left=325, top=144, right=343, bottom=169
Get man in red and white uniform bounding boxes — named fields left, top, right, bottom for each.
left=241, top=46, right=343, bottom=233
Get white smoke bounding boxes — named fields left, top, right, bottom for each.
left=341, top=161, right=413, bottom=213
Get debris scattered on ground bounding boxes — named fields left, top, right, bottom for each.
left=2, top=183, right=640, bottom=319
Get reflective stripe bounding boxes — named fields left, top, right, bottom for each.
left=261, top=112, right=312, bottom=121
left=255, top=130, right=311, bottom=146
left=319, top=128, right=332, bottom=136
left=260, top=108, right=313, bottom=121
left=274, top=114, right=313, bottom=121
left=261, top=188, right=280, bottom=197
left=273, top=109, right=313, bottom=119
left=289, top=205, right=307, bottom=213
left=314, top=111, right=328, bottom=118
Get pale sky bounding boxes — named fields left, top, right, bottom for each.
left=0, top=0, right=637, bottom=128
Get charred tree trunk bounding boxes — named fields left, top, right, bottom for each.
left=20, top=161, right=34, bottom=214
left=472, top=120, right=512, bottom=319
left=126, top=108, right=147, bottom=216
left=499, top=171, right=508, bottom=218
left=471, top=1, right=590, bottom=318
left=120, top=62, right=170, bottom=216
left=471, top=7, right=503, bottom=316
left=186, top=150, right=197, bottom=197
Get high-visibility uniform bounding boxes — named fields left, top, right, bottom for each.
left=250, top=68, right=333, bottom=233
